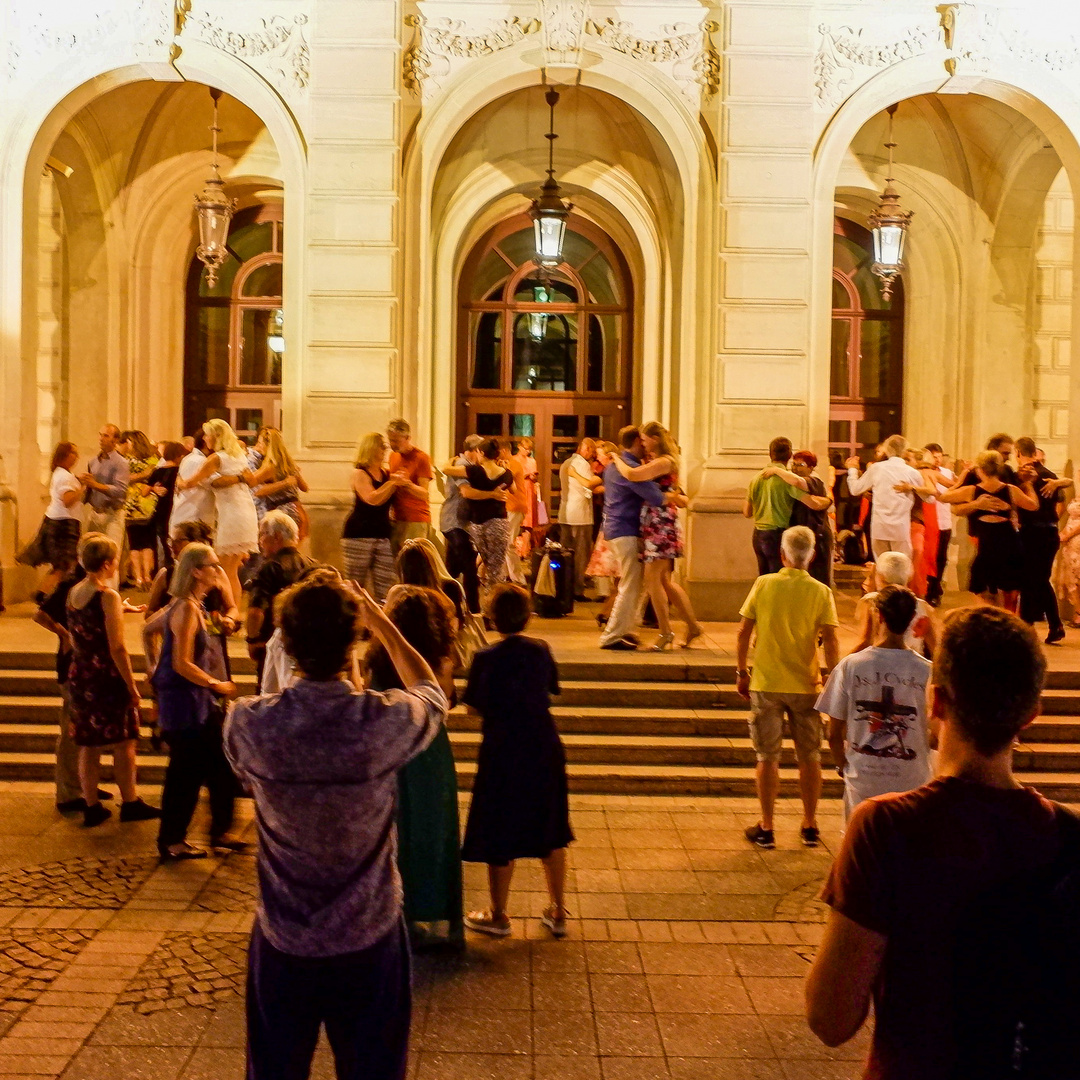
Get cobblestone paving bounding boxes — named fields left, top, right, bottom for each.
left=773, top=877, right=829, bottom=922
left=0, top=929, right=94, bottom=1015
left=190, top=854, right=258, bottom=913
left=0, top=855, right=158, bottom=908
left=116, top=933, right=248, bottom=1013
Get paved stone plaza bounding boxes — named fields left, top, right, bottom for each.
left=0, top=783, right=857, bottom=1080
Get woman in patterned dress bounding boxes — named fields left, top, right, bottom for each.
left=611, top=422, right=703, bottom=650
left=119, top=430, right=160, bottom=591
left=66, top=533, right=160, bottom=828
left=1059, top=496, right=1080, bottom=627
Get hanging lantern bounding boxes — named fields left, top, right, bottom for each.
left=193, top=88, right=237, bottom=288
left=529, top=88, right=572, bottom=268
left=868, top=104, right=913, bottom=302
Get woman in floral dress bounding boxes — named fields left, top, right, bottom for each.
left=612, top=422, right=703, bottom=650
left=120, top=430, right=160, bottom=591
left=1059, top=496, right=1080, bottom=627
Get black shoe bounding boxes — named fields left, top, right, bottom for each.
left=57, top=793, right=110, bottom=813
left=601, top=637, right=638, bottom=651
left=1046, top=626, right=1066, bottom=646
left=158, top=843, right=207, bottom=862
left=744, top=823, right=775, bottom=850
left=82, top=803, right=112, bottom=828
left=800, top=826, right=821, bottom=848
left=596, top=614, right=608, bottom=628
left=119, top=799, right=161, bottom=822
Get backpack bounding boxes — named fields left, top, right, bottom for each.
left=951, top=805, right=1080, bottom=1079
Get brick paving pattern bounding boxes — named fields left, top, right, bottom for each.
left=116, top=934, right=248, bottom=1013
left=0, top=929, right=94, bottom=1017
left=190, top=855, right=258, bottom=913
left=0, top=856, right=158, bottom=908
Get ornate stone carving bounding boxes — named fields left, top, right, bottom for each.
left=813, top=22, right=944, bottom=110
left=941, top=2, right=998, bottom=76
left=403, top=11, right=541, bottom=98
left=584, top=17, right=721, bottom=99
left=540, top=0, right=589, bottom=69
left=180, top=6, right=311, bottom=92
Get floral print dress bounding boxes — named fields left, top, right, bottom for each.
left=640, top=476, right=684, bottom=561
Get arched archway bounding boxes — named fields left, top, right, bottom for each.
left=455, top=214, right=634, bottom=504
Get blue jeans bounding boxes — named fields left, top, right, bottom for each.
left=246, top=918, right=411, bottom=1080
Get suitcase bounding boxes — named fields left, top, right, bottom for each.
left=531, top=545, right=575, bottom=617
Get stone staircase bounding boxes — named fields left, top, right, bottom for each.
left=2, top=649, right=1080, bottom=798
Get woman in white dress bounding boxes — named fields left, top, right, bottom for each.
left=175, top=420, right=258, bottom=604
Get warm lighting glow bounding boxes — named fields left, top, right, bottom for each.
left=868, top=104, right=913, bottom=302
left=529, top=87, right=572, bottom=267
left=194, top=89, right=237, bottom=289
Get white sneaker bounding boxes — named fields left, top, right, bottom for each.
left=541, top=905, right=569, bottom=938
left=464, top=910, right=512, bottom=937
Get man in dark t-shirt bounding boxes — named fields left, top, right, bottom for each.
left=805, top=606, right=1069, bottom=1080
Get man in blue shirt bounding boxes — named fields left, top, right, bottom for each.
left=598, top=426, right=667, bottom=650
left=79, top=424, right=130, bottom=591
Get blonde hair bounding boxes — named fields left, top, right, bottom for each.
left=203, top=419, right=245, bottom=460
left=78, top=533, right=118, bottom=573
left=976, top=450, right=1004, bottom=478
left=640, top=421, right=681, bottom=474
left=169, top=542, right=216, bottom=599
left=355, top=432, right=388, bottom=469
left=261, top=428, right=298, bottom=482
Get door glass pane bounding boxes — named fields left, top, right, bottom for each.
left=828, top=420, right=850, bottom=444
left=584, top=415, right=601, bottom=439
left=510, top=414, right=534, bottom=437
left=472, top=313, right=502, bottom=389
left=198, top=255, right=240, bottom=298
left=580, top=251, right=620, bottom=304
left=553, top=415, right=579, bottom=439
left=830, top=319, right=852, bottom=397
left=197, top=307, right=230, bottom=384
left=228, top=221, right=274, bottom=263
left=513, top=276, right=578, bottom=304
left=240, top=308, right=284, bottom=385
left=203, top=405, right=230, bottom=424
left=832, top=278, right=850, bottom=309
left=472, top=248, right=511, bottom=302
left=474, top=414, right=503, bottom=436
left=860, top=320, right=893, bottom=399
left=512, top=313, right=577, bottom=391
left=586, top=314, right=621, bottom=392
left=234, top=410, right=263, bottom=444
left=857, top=420, right=883, bottom=446
left=241, top=262, right=283, bottom=297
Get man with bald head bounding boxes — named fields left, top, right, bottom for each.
left=79, top=423, right=130, bottom=589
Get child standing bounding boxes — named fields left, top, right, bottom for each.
left=461, top=584, right=574, bottom=938
left=816, top=585, right=934, bottom=821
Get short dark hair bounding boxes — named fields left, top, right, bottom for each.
left=172, top=520, right=214, bottom=545
left=161, top=441, right=187, bottom=463
left=479, top=438, right=500, bottom=460
left=876, top=584, right=916, bottom=636
left=986, top=432, right=1013, bottom=452
left=364, top=586, right=456, bottom=691
left=278, top=578, right=359, bottom=681
left=769, top=437, right=792, bottom=463
left=924, top=442, right=943, bottom=454
left=1015, top=436, right=1037, bottom=458
left=191, top=429, right=208, bottom=453
left=486, top=583, right=531, bottom=634
left=932, top=607, right=1045, bottom=755
left=618, top=426, right=641, bottom=450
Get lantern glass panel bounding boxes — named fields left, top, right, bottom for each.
left=534, top=215, right=566, bottom=264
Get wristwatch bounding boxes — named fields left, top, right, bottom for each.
left=735, top=668, right=750, bottom=678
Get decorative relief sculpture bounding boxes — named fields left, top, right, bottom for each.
left=814, top=21, right=944, bottom=109
left=540, top=0, right=589, bottom=69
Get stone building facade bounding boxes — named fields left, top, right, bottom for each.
left=2, top=0, right=1080, bottom=613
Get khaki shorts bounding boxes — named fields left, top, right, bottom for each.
left=748, top=692, right=823, bottom=763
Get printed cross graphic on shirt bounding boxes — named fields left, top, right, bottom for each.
left=853, top=685, right=919, bottom=761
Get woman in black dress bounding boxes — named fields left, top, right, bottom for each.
left=146, top=442, right=186, bottom=573
left=948, top=450, right=1038, bottom=611
left=461, top=584, right=573, bottom=939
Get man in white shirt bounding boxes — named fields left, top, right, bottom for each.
left=845, top=435, right=927, bottom=560
left=817, top=585, right=933, bottom=821
left=560, top=438, right=601, bottom=599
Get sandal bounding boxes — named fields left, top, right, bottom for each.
left=541, top=904, right=570, bottom=938
left=681, top=625, right=704, bottom=649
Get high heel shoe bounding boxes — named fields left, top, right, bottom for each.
left=651, top=631, right=675, bottom=652
left=596, top=613, right=609, bottom=628
left=681, top=625, right=704, bottom=649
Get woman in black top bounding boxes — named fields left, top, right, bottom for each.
left=949, top=450, right=1038, bottom=610
left=461, top=584, right=573, bottom=940
left=147, top=442, right=186, bottom=573
left=341, top=432, right=403, bottom=601
left=462, top=439, right=516, bottom=594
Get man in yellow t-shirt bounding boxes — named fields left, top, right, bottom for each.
left=735, top=526, right=840, bottom=851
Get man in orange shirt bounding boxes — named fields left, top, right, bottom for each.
left=387, top=419, right=438, bottom=554
left=498, top=438, right=528, bottom=584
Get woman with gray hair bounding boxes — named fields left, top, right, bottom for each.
left=144, top=542, right=241, bottom=860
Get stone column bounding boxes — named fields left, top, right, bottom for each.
left=686, top=0, right=816, bottom=619
left=300, top=0, right=403, bottom=565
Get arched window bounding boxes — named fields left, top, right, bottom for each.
left=184, top=204, right=283, bottom=442
left=457, top=215, right=632, bottom=506
left=829, top=218, right=905, bottom=463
